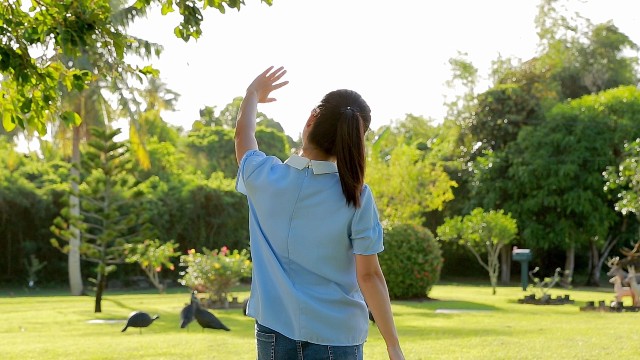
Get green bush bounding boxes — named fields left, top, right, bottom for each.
left=379, top=224, right=443, bottom=299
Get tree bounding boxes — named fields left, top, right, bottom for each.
left=534, top=0, right=581, bottom=52
left=133, top=76, right=182, bottom=145
left=185, top=126, right=236, bottom=177
left=437, top=208, right=517, bottom=295
left=605, top=139, right=640, bottom=218
left=186, top=98, right=291, bottom=177
left=124, top=238, right=180, bottom=293
left=191, top=97, right=244, bottom=129
left=51, top=127, right=150, bottom=312
left=146, top=172, right=250, bottom=252
left=364, top=115, right=458, bottom=227
left=0, top=139, right=69, bottom=285
left=56, top=84, right=110, bottom=296
left=367, top=142, right=456, bottom=226
left=469, top=84, right=541, bottom=153
left=191, top=96, right=286, bottom=132
left=498, top=86, right=640, bottom=286
left=138, top=76, right=180, bottom=114
left=465, top=3, right=638, bottom=285
left=604, top=138, right=640, bottom=267
left=258, top=117, right=298, bottom=150
left=0, top=0, right=273, bottom=134
left=255, top=127, right=290, bottom=161
left=128, top=78, right=184, bottom=181
left=45, top=0, right=163, bottom=296
left=444, top=52, right=478, bottom=124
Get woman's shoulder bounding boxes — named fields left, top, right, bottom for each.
left=236, top=150, right=289, bottom=194
left=240, top=150, right=285, bottom=170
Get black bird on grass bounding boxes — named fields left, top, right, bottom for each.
left=193, top=297, right=230, bottom=331
left=180, top=302, right=195, bottom=329
left=180, top=292, right=197, bottom=329
left=122, top=311, right=159, bottom=333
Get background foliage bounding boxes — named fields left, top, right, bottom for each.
left=3, top=0, right=640, bottom=294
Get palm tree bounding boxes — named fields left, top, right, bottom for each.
left=50, top=1, right=163, bottom=295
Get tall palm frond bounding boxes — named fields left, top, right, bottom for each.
left=139, top=76, right=179, bottom=112
left=110, top=2, right=151, bottom=29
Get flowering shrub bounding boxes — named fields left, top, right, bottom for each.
left=179, top=246, right=252, bottom=307
left=378, top=224, right=443, bottom=299
left=124, top=239, right=180, bottom=293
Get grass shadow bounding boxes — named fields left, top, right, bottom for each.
left=394, top=323, right=513, bottom=340
left=396, top=299, right=500, bottom=312
left=101, top=297, right=140, bottom=314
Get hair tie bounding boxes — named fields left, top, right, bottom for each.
left=342, top=106, right=359, bottom=116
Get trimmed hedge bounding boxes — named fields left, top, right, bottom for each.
left=379, top=224, right=443, bottom=299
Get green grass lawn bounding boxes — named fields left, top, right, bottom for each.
left=1, top=283, right=638, bottom=359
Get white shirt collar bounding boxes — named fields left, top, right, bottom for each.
left=284, top=154, right=338, bottom=174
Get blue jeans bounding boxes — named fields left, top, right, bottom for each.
left=255, top=322, right=364, bottom=360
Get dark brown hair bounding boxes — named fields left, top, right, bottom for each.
left=307, top=89, right=371, bottom=208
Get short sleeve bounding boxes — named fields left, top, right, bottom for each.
left=350, top=185, right=384, bottom=255
left=236, top=150, right=267, bottom=195
left=235, top=150, right=279, bottom=195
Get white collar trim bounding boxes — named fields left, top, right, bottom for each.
left=284, top=154, right=338, bottom=174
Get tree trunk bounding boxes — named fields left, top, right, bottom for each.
left=586, top=238, right=601, bottom=286
left=500, top=246, right=511, bottom=284
left=95, top=271, right=106, bottom=313
left=490, top=250, right=500, bottom=295
left=68, top=126, right=84, bottom=296
left=145, top=265, right=166, bottom=293
left=562, top=244, right=575, bottom=287
left=490, top=274, right=497, bottom=295
left=6, top=229, right=12, bottom=280
left=587, top=231, right=627, bottom=286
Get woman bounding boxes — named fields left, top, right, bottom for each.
left=235, top=66, right=404, bottom=360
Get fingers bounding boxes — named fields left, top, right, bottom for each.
left=264, top=66, right=289, bottom=93
left=256, top=66, right=284, bottom=85
left=272, top=80, right=289, bottom=91
left=267, top=66, right=286, bottom=81
left=250, top=66, right=288, bottom=103
left=260, top=66, right=275, bottom=77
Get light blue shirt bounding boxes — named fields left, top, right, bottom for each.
left=236, top=150, right=384, bottom=346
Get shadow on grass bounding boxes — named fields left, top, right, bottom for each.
left=393, top=323, right=513, bottom=339
left=102, top=297, right=141, bottom=313
left=0, top=287, right=79, bottom=298
left=395, top=299, right=499, bottom=312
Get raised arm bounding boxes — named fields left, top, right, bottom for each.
left=235, top=66, right=289, bottom=164
left=356, top=254, right=405, bottom=360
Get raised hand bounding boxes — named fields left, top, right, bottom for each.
left=235, top=66, right=289, bottom=164
left=246, top=66, right=289, bottom=103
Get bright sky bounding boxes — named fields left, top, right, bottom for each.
left=122, top=0, right=638, bottom=138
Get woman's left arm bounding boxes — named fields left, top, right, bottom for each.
left=355, top=254, right=405, bottom=360
left=235, top=66, right=288, bottom=164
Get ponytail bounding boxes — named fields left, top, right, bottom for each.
left=336, top=108, right=366, bottom=208
left=307, top=89, right=371, bottom=208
